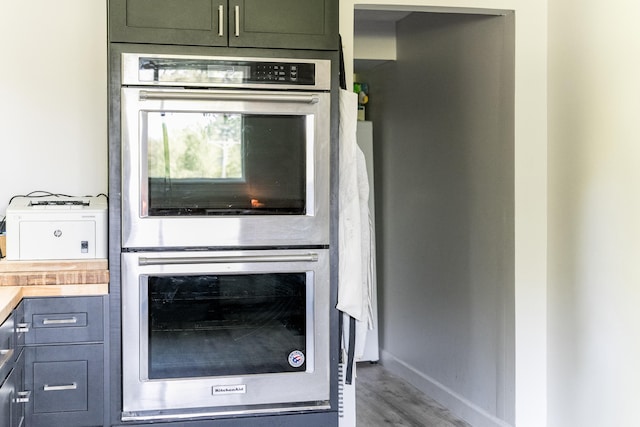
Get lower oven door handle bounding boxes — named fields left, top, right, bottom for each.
left=139, top=90, right=320, bottom=104
left=138, top=253, right=319, bottom=266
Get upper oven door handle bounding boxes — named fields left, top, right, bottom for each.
left=138, top=253, right=319, bottom=266
left=138, top=90, right=320, bottom=104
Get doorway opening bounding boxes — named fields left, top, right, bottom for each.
left=352, top=8, right=515, bottom=427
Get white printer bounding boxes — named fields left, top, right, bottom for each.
left=5, top=196, right=107, bottom=261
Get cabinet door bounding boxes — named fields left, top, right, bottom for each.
left=0, top=313, right=15, bottom=382
left=109, top=0, right=338, bottom=49
left=109, top=0, right=228, bottom=46
left=25, top=344, right=103, bottom=427
left=230, top=0, right=338, bottom=50
left=0, top=373, right=10, bottom=427
left=14, top=303, right=24, bottom=350
left=10, top=350, right=25, bottom=427
left=0, top=350, right=25, bottom=427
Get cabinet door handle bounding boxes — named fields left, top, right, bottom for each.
left=14, top=391, right=31, bottom=404
left=43, top=382, right=77, bottom=392
left=218, top=4, right=224, bottom=37
left=42, top=317, right=77, bottom=325
left=234, top=5, right=240, bottom=37
left=16, top=322, right=30, bottom=333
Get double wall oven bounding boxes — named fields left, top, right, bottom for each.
left=118, top=53, right=333, bottom=421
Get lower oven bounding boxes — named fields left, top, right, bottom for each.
left=121, top=249, right=330, bottom=421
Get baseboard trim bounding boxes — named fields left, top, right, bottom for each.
left=379, top=349, right=513, bottom=427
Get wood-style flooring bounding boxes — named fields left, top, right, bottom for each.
left=356, top=363, right=471, bottom=427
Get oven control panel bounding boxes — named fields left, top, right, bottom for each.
left=124, top=53, right=330, bottom=90
left=253, top=62, right=313, bottom=84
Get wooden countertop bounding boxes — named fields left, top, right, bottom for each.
left=0, top=259, right=109, bottom=286
left=0, top=259, right=109, bottom=323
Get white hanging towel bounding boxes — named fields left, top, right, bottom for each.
left=337, top=89, right=374, bottom=333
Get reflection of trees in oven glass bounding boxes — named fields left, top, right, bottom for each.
left=148, top=273, right=308, bottom=378
left=148, top=273, right=306, bottom=332
left=147, top=112, right=243, bottom=180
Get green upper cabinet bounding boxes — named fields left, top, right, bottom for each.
left=109, top=0, right=339, bottom=50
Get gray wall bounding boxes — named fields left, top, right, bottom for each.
left=361, top=12, right=515, bottom=427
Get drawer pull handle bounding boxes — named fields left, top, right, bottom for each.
left=16, top=322, right=30, bottom=333
left=43, top=317, right=77, bottom=325
left=14, top=391, right=31, bottom=403
left=43, top=382, right=77, bottom=392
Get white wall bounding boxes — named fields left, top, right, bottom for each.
left=0, top=0, right=107, bottom=217
left=341, top=1, right=548, bottom=426
left=547, top=1, right=640, bottom=426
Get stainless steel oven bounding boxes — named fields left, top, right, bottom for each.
left=118, top=52, right=335, bottom=421
left=121, top=249, right=330, bottom=420
left=120, top=53, right=331, bottom=249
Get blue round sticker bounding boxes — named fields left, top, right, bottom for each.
left=288, top=350, right=305, bottom=368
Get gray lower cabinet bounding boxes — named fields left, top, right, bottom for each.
left=21, top=296, right=105, bottom=427
left=0, top=361, right=10, bottom=427
left=0, top=311, right=26, bottom=427
left=0, top=312, right=15, bottom=385
left=108, top=0, right=338, bottom=50
left=0, top=350, right=25, bottom=427
left=25, top=344, right=103, bottom=427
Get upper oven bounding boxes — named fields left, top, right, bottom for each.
left=120, top=53, right=331, bottom=249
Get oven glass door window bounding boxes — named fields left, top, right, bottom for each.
left=147, top=272, right=308, bottom=379
left=145, top=111, right=308, bottom=216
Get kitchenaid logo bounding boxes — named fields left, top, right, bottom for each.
left=212, top=384, right=247, bottom=395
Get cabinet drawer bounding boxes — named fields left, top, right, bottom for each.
left=26, top=344, right=103, bottom=427
left=23, top=297, right=103, bottom=344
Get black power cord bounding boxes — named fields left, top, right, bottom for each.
left=6, top=190, right=108, bottom=206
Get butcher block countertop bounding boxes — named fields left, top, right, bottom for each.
left=0, top=259, right=109, bottom=323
